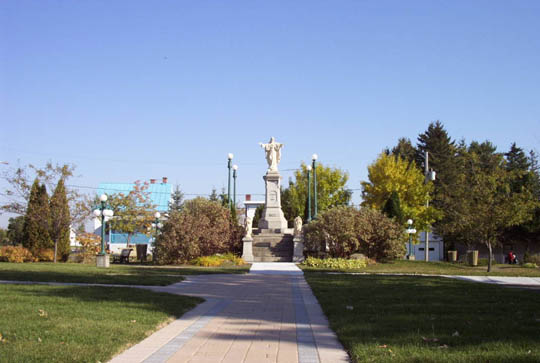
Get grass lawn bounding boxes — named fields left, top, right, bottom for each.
left=0, top=262, right=251, bottom=286
left=304, top=272, right=540, bottom=363
left=0, top=284, right=202, bottom=362
left=301, top=260, right=540, bottom=277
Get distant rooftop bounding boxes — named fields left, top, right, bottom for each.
left=97, top=182, right=172, bottom=212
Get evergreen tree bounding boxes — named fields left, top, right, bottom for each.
left=382, top=191, right=403, bottom=224
left=209, top=188, right=219, bottom=202
left=7, top=216, right=25, bottom=246
left=169, top=184, right=185, bottom=212
left=23, top=179, right=52, bottom=252
left=390, top=138, right=416, bottom=164
left=50, top=178, right=71, bottom=262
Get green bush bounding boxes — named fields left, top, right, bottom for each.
left=304, top=206, right=406, bottom=261
left=153, top=198, right=244, bottom=265
left=522, top=262, right=538, bottom=269
left=302, top=256, right=367, bottom=269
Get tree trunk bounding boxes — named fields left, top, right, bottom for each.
left=486, top=241, right=492, bottom=273
left=54, top=240, right=58, bottom=263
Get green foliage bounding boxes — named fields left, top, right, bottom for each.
left=281, top=162, right=352, bottom=223
left=49, top=178, right=71, bottom=262
left=7, top=216, right=24, bottom=245
left=190, top=253, right=245, bottom=267
left=382, top=190, right=403, bottom=223
left=169, top=184, right=184, bottom=212
left=107, top=180, right=156, bottom=246
left=522, top=262, right=538, bottom=269
left=304, top=206, right=406, bottom=261
left=23, top=179, right=52, bottom=252
left=385, top=137, right=416, bottom=164
left=0, top=228, right=8, bottom=245
left=302, top=256, right=367, bottom=269
left=362, top=153, right=441, bottom=233
left=154, top=197, right=243, bottom=264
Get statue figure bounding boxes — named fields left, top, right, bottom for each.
left=245, top=216, right=253, bottom=238
left=294, top=216, right=303, bottom=237
left=259, top=137, right=284, bottom=172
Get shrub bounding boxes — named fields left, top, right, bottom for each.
left=154, top=198, right=244, bottom=265
left=0, top=246, right=34, bottom=263
left=77, top=233, right=101, bottom=263
left=522, top=262, right=538, bottom=269
left=190, top=253, right=245, bottom=267
left=33, top=248, right=55, bottom=262
left=304, top=206, right=406, bottom=261
left=524, top=253, right=540, bottom=265
left=302, top=256, right=367, bottom=269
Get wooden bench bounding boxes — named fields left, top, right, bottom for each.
left=112, top=248, right=133, bottom=264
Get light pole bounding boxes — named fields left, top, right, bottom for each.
left=152, top=212, right=163, bottom=241
left=312, top=154, right=318, bottom=219
left=232, top=164, right=238, bottom=207
left=93, top=194, right=114, bottom=267
left=422, top=151, right=436, bottom=261
left=227, top=153, right=234, bottom=207
left=406, top=219, right=417, bottom=260
left=307, top=164, right=312, bottom=222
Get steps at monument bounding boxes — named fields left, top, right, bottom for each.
left=252, top=232, right=293, bottom=262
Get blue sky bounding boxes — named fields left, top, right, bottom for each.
left=1, top=0, right=539, bottom=227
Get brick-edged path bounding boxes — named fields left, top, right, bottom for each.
left=109, top=263, right=349, bottom=363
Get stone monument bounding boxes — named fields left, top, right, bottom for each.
left=258, top=137, right=288, bottom=231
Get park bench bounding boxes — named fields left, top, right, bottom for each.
left=112, top=248, right=133, bottom=264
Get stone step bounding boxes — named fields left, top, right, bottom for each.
left=252, top=249, right=292, bottom=257
left=253, top=241, right=293, bottom=247
left=253, top=256, right=292, bottom=262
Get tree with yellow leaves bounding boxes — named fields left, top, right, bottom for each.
left=361, top=153, right=441, bottom=234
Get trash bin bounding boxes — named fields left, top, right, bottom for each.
left=467, top=250, right=478, bottom=266
left=448, top=250, right=457, bottom=262
left=136, top=244, right=148, bottom=263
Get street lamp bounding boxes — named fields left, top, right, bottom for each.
left=421, top=151, right=436, bottom=261
left=93, top=194, right=114, bottom=267
left=307, top=164, right=312, bottom=222
left=406, top=219, right=417, bottom=260
left=232, top=164, right=238, bottom=207
left=227, top=153, right=234, bottom=207
left=312, top=154, right=318, bottom=219
left=152, top=212, right=163, bottom=241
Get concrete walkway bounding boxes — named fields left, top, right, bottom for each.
left=110, top=263, right=349, bottom=363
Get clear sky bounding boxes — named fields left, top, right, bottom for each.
left=1, top=0, right=539, bottom=227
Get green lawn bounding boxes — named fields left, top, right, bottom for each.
left=304, top=272, right=540, bottom=363
left=0, top=262, right=251, bottom=286
left=301, top=260, right=540, bottom=277
left=0, top=283, right=202, bottom=363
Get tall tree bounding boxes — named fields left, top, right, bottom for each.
left=281, top=162, right=351, bottom=223
left=169, top=184, right=185, bottom=212
left=438, top=146, right=537, bottom=272
left=387, top=138, right=416, bottom=164
left=362, top=153, right=441, bottom=232
left=209, top=188, right=219, bottom=202
left=23, top=180, right=52, bottom=252
left=107, top=180, right=156, bottom=247
left=382, top=191, right=404, bottom=224
left=50, top=178, right=71, bottom=262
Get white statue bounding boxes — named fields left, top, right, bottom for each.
left=245, top=216, right=253, bottom=238
left=259, top=137, right=284, bottom=172
left=294, top=216, right=303, bottom=237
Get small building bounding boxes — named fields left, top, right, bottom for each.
left=406, top=232, right=445, bottom=261
left=94, top=177, right=172, bottom=254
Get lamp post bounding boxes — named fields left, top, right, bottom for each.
left=421, top=151, right=436, bottom=261
left=232, top=164, right=238, bottom=207
left=307, top=164, right=312, bottom=222
left=152, top=212, right=163, bottom=241
left=312, top=154, right=318, bottom=219
left=93, top=194, right=114, bottom=267
left=406, top=219, right=417, bottom=260
left=227, top=153, right=234, bottom=207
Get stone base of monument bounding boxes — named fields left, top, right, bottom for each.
left=251, top=229, right=293, bottom=262
left=241, top=237, right=254, bottom=263
left=96, top=254, right=110, bottom=268
left=292, top=236, right=305, bottom=262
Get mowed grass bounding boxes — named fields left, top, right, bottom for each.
left=0, top=284, right=202, bottom=363
left=304, top=272, right=540, bottom=362
left=301, top=260, right=540, bottom=277
left=0, top=262, right=250, bottom=286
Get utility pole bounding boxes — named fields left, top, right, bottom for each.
left=424, top=150, right=430, bottom=262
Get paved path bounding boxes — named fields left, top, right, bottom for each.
left=110, top=263, right=349, bottom=363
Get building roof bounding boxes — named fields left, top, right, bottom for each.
left=97, top=182, right=172, bottom=211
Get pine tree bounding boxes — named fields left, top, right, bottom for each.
left=209, top=188, right=219, bottom=202
left=169, top=184, right=185, bottom=212
left=50, top=178, right=71, bottom=262
left=390, top=138, right=416, bottom=164
left=23, top=179, right=52, bottom=252
left=382, top=191, right=403, bottom=224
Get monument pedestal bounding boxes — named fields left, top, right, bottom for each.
left=292, top=236, right=305, bottom=262
left=258, top=171, right=288, bottom=230
left=96, top=254, right=110, bottom=268
left=241, top=237, right=254, bottom=262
